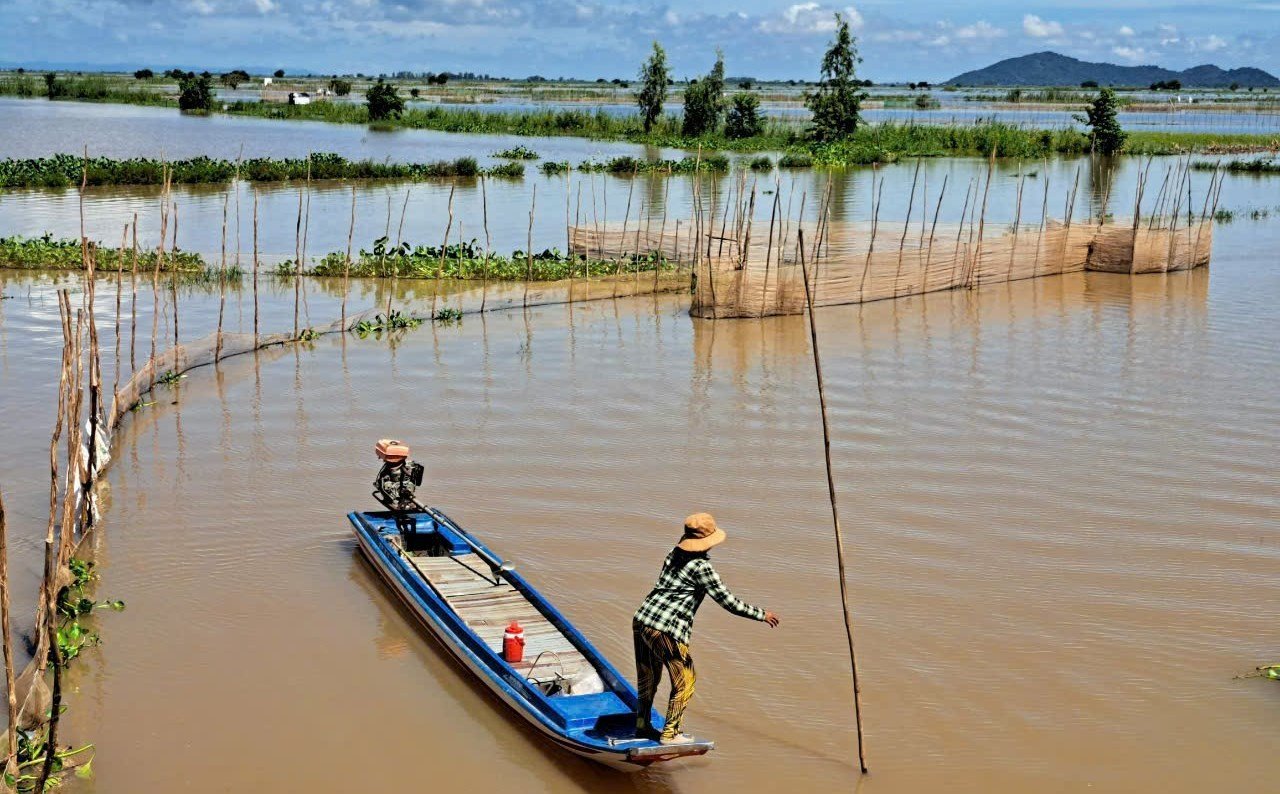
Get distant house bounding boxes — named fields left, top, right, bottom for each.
left=263, top=77, right=273, bottom=86
left=288, top=92, right=311, bottom=105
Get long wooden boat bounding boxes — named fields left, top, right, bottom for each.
left=349, top=506, right=715, bottom=770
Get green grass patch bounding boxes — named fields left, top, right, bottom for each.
left=0, top=234, right=205, bottom=271
left=0, top=153, right=522, bottom=188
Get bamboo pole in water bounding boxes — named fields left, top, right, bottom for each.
left=654, top=176, right=670, bottom=292
left=481, top=177, right=492, bottom=313
left=293, top=187, right=303, bottom=338
left=434, top=185, right=456, bottom=317
left=922, top=175, right=947, bottom=291
left=856, top=175, right=883, bottom=301
left=84, top=243, right=103, bottom=533
left=614, top=169, right=637, bottom=298
left=170, top=199, right=179, bottom=350
left=342, top=186, right=355, bottom=330
left=114, top=224, right=126, bottom=400
left=34, top=292, right=73, bottom=794
left=216, top=191, right=228, bottom=361
left=150, top=179, right=168, bottom=388
left=252, top=191, right=261, bottom=344
left=0, top=486, right=16, bottom=780
left=797, top=229, right=868, bottom=775
left=894, top=160, right=922, bottom=297
left=130, top=215, right=138, bottom=374
left=524, top=184, right=537, bottom=309
left=760, top=182, right=780, bottom=317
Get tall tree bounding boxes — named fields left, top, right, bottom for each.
left=1079, top=88, right=1127, bottom=155
left=804, top=13, right=868, bottom=141
left=366, top=79, right=405, bottom=121
left=636, top=41, right=670, bottom=133
left=682, top=50, right=726, bottom=137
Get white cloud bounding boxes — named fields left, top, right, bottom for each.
left=1111, top=45, right=1150, bottom=63
left=1118, top=25, right=1134, bottom=36
left=189, top=0, right=216, bottom=14
left=1022, top=14, right=1063, bottom=38
left=1192, top=34, right=1227, bottom=52
left=254, top=0, right=278, bottom=11
left=954, top=21, right=1005, bottom=41
left=758, top=3, right=862, bottom=34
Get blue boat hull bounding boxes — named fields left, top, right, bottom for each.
left=349, top=508, right=714, bottom=770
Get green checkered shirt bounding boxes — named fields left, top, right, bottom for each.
left=633, top=549, right=766, bottom=645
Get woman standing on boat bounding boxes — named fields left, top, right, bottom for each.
left=633, top=513, right=780, bottom=745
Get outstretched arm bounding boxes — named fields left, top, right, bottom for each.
left=695, top=560, right=768, bottom=622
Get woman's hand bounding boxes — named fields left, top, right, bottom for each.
left=763, top=611, right=781, bottom=627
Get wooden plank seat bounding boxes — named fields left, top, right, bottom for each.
left=409, top=552, right=587, bottom=682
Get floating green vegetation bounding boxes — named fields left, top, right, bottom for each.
left=1213, top=205, right=1279, bottom=223
left=434, top=306, right=464, bottom=325
left=493, top=145, right=540, bottom=160
left=778, top=152, right=814, bottom=168
left=573, top=154, right=730, bottom=173
left=353, top=310, right=424, bottom=336
left=486, top=161, right=526, bottom=178
left=0, top=234, right=205, bottom=271
left=312, top=236, right=671, bottom=281
left=748, top=155, right=774, bottom=171
left=156, top=370, right=184, bottom=386
left=297, top=328, right=321, bottom=341
left=1195, top=159, right=1280, bottom=174
left=0, top=153, right=524, bottom=189
left=540, top=161, right=571, bottom=175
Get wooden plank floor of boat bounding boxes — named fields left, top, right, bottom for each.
left=407, top=552, right=588, bottom=681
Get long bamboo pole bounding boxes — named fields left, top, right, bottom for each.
left=797, top=229, right=868, bottom=774
left=216, top=191, right=228, bottom=361
left=252, top=192, right=259, bottom=343
left=0, top=486, right=16, bottom=779
left=343, top=186, right=355, bottom=330
left=481, top=177, right=491, bottom=313
left=524, top=184, right=537, bottom=309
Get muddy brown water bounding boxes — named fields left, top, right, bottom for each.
left=1, top=201, right=1279, bottom=792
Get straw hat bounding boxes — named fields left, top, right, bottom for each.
left=677, top=513, right=726, bottom=552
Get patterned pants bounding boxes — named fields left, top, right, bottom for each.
left=633, top=623, right=696, bottom=740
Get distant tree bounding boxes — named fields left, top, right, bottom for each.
left=274, top=69, right=286, bottom=79
left=595, top=78, right=607, bottom=83
left=636, top=41, right=669, bottom=133
left=1078, top=88, right=1127, bottom=155
left=1229, top=82, right=1240, bottom=92
left=738, top=79, right=753, bottom=90
left=220, top=70, right=249, bottom=89
left=410, top=87, right=420, bottom=98
left=804, top=13, right=868, bottom=141
left=165, top=68, right=189, bottom=80
left=15, top=67, right=23, bottom=74
left=43, top=72, right=62, bottom=99
left=725, top=92, right=764, bottom=139
left=328, top=78, right=352, bottom=96
left=366, top=79, right=404, bottom=121
left=914, top=93, right=936, bottom=109
left=682, top=50, right=726, bottom=137
left=177, top=74, right=214, bottom=112
left=134, top=68, right=154, bottom=80
left=1080, top=79, right=1099, bottom=88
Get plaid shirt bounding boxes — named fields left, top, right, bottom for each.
left=633, top=549, right=766, bottom=645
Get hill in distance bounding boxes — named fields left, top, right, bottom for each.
left=947, top=51, right=1280, bottom=88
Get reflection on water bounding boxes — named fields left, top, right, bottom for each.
left=4, top=155, right=1262, bottom=274
left=1, top=204, right=1276, bottom=791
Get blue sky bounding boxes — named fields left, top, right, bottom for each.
left=2, top=0, right=1277, bottom=81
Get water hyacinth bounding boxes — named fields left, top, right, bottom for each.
left=0, top=153, right=522, bottom=188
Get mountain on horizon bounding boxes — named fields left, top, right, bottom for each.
left=947, top=51, right=1279, bottom=88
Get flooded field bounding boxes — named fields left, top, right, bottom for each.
left=3, top=153, right=1269, bottom=270
left=1, top=187, right=1278, bottom=791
